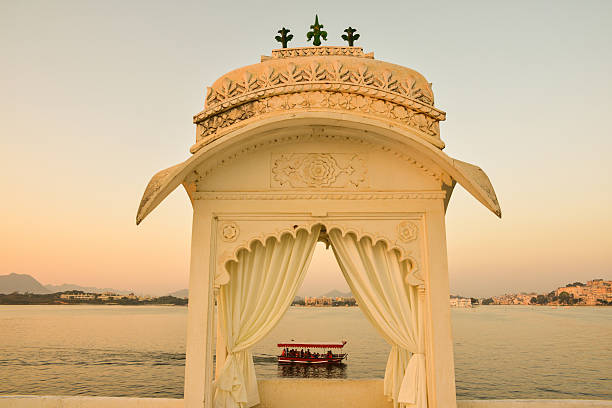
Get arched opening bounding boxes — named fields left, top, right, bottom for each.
left=214, top=223, right=426, bottom=408
left=252, top=240, right=361, bottom=380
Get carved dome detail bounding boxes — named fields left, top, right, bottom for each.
left=192, top=47, right=446, bottom=153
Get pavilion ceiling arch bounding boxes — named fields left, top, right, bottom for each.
left=136, top=111, right=501, bottom=225
left=188, top=124, right=447, bottom=186
left=215, top=220, right=422, bottom=288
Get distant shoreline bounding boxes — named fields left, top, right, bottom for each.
left=0, top=292, right=187, bottom=306
left=0, top=302, right=188, bottom=306
left=291, top=304, right=358, bottom=308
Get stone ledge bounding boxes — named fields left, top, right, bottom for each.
left=1, top=395, right=610, bottom=408
left=0, top=396, right=183, bottom=408
left=2, top=380, right=610, bottom=408
left=458, top=401, right=612, bottom=408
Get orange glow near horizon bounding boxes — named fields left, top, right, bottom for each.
left=2, top=0, right=611, bottom=298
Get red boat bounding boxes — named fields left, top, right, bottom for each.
left=277, top=341, right=348, bottom=364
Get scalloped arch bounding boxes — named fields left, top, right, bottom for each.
left=217, top=222, right=420, bottom=287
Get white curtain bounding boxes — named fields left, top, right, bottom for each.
left=328, top=229, right=427, bottom=408
left=214, top=225, right=321, bottom=408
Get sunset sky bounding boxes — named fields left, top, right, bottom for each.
left=2, top=0, right=611, bottom=297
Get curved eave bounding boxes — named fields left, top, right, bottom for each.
left=136, top=113, right=501, bottom=225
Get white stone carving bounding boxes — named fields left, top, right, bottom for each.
left=397, top=220, right=418, bottom=242
left=214, top=217, right=424, bottom=287
left=194, top=191, right=446, bottom=201
left=191, top=130, right=449, bottom=185
left=266, top=46, right=372, bottom=60
left=271, top=153, right=367, bottom=189
left=191, top=49, right=446, bottom=152
left=201, top=60, right=437, bottom=112
left=195, top=91, right=441, bottom=145
left=221, top=222, right=239, bottom=242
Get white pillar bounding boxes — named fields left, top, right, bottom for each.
left=215, top=290, right=227, bottom=379
left=423, top=201, right=457, bottom=408
left=184, top=201, right=215, bottom=408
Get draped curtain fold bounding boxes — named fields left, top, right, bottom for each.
left=214, top=225, right=321, bottom=408
left=328, top=229, right=427, bottom=408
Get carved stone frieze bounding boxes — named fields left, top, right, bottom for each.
left=271, top=153, right=367, bottom=189
left=191, top=130, right=450, bottom=186
left=195, top=91, right=441, bottom=145
left=200, top=60, right=437, bottom=113
left=195, top=191, right=446, bottom=200
left=265, top=46, right=373, bottom=60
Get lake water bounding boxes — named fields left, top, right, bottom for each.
left=0, top=305, right=610, bottom=399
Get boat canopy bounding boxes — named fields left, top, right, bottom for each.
left=277, top=341, right=346, bottom=349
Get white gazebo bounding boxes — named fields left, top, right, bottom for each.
left=137, top=46, right=501, bottom=408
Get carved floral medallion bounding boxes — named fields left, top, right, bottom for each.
left=271, top=153, right=367, bottom=189
left=221, top=222, right=239, bottom=242
left=397, top=220, right=418, bottom=242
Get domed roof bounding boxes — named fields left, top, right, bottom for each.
left=191, top=47, right=446, bottom=153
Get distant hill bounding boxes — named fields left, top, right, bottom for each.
left=44, top=283, right=132, bottom=295
left=0, top=273, right=50, bottom=294
left=1, top=273, right=183, bottom=297
left=169, top=289, right=188, bottom=299
left=322, top=289, right=352, bottom=298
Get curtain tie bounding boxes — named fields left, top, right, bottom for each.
left=398, top=352, right=427, bottom=408
left=214, top=351, right=248, bottom=408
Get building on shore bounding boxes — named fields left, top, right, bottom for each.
left=304, top=296, right=332, bottom=306
left=483, top=279, right=611, bottom=306
left=59, top=292, right=97, bottom=300
left=490, top=293, right=536, bottom=305
left=449, top=297, right=472, bottom=308
left=97, top=292, right=124, bottom=301
left=302, top=296, right=357, bottom=307
left=555, top=279, right=612, bottom=305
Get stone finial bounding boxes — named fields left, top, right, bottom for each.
left=341, top=27, right=360, bottom=46
left=275, top=27, right=293, bottom=48
left=306, top=14, right=327, bottom=46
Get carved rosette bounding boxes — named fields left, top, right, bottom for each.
left=397, top=220, right=418, bottom=242
left=192, top=49, right=446, bottom=153
left=221, top=222, right=239, bottom=242
left=271, top=153, right=367, bottom=189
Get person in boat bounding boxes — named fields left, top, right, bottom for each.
left=326, top=350, right=332, bottom=359
left=306, top=349, right=311, bottom=358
